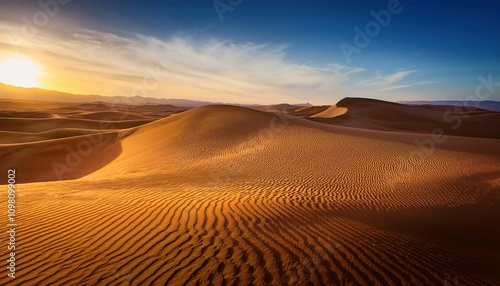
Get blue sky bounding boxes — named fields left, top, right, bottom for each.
left=0, top=0, right=499, bottom=104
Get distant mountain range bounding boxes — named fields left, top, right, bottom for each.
left=0, top=83, right=231, bottom=107
left=0, top=83, right=313, bottom=108
left=399, top=100, right=500, bottom=112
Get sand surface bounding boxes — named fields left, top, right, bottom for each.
left=0, top=100, right=499, bottom=285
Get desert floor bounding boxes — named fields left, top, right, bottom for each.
left=0, top=99, right=499, bottom=285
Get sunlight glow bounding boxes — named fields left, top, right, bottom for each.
left=0, top=57, right=42, bottom=88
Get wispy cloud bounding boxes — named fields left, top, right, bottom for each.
left=359, top=70, right=415, bottom=87
left=380, top=81, right=436, bottom=91
left=355, top=69, right=435, bottom=92
left=0, top=18, right=430, bottom=104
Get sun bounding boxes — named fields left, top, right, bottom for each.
left=0, top=57, right=42, bottom=88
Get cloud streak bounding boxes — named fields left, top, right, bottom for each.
left=0, top=18, right=430, bottom=104
left=379, top=81, right=435, bottom=91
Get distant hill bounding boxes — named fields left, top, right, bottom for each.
left=399, top=100, right=500, bottom=112
left=0, top=83, right=222, bottom=107
left=0, top=83, right=312, bottom=108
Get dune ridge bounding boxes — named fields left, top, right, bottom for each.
left=310, top=105, right=348, bottom=118
left=307, top=97, right=500, bottom=139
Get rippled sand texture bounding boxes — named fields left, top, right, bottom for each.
left=1, top=102, right=499, bottom=286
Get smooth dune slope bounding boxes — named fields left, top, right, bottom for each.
left=66, top=111, right=152, bottom=121
left=251, top=103, right=304, bottom=113
left=0, top=131, right=123, bottom=182
left=0, top=109, right=156, bottom=145
left=310, top=105, right=348, bottom=118
left=0, top=111, right=60, bottom=118
left=1, top=105, right=499, bottom=286
left=0, top=129, right=111, bottom=144
left=0, top=99, right=71, bottom=110
left=0, top=117, right=153, bottom=133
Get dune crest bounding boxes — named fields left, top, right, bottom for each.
left=307, top=97, right=500, bottom=139
left=310, top=104, right=348, bottom=118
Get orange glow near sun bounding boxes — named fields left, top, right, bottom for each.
left=0, top=56, right=43, bottom=88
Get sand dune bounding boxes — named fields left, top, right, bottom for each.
left=0, top=99, right=70, bottom=110
left=57, top=102, right=188, bottom=120
left=67, top=111, right=152, bottom=121
left=1, top=103, right=498, bottom=286
left=0, top=129, right=111, bottom=144
left=131, top=104, right=184, bottom=113
left=289, top=105, right=330, bottom=117
left=0, top=131, right=122, bottom=182
left=0, top=117, right=153, bottom=133
left=252, top=103, right=305, bottom=113
left=74, top=102, right=116, bottom=111
left=0, top=111, right=60, bottom=118
left=308, top=98, right=500, bottom=139
left=310, top=105, right=348, bottom=118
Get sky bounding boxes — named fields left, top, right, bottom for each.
left=0, top=0, right=499, bottom=104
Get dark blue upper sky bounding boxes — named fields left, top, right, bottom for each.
left=1, top=0, right=499, bottom=103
